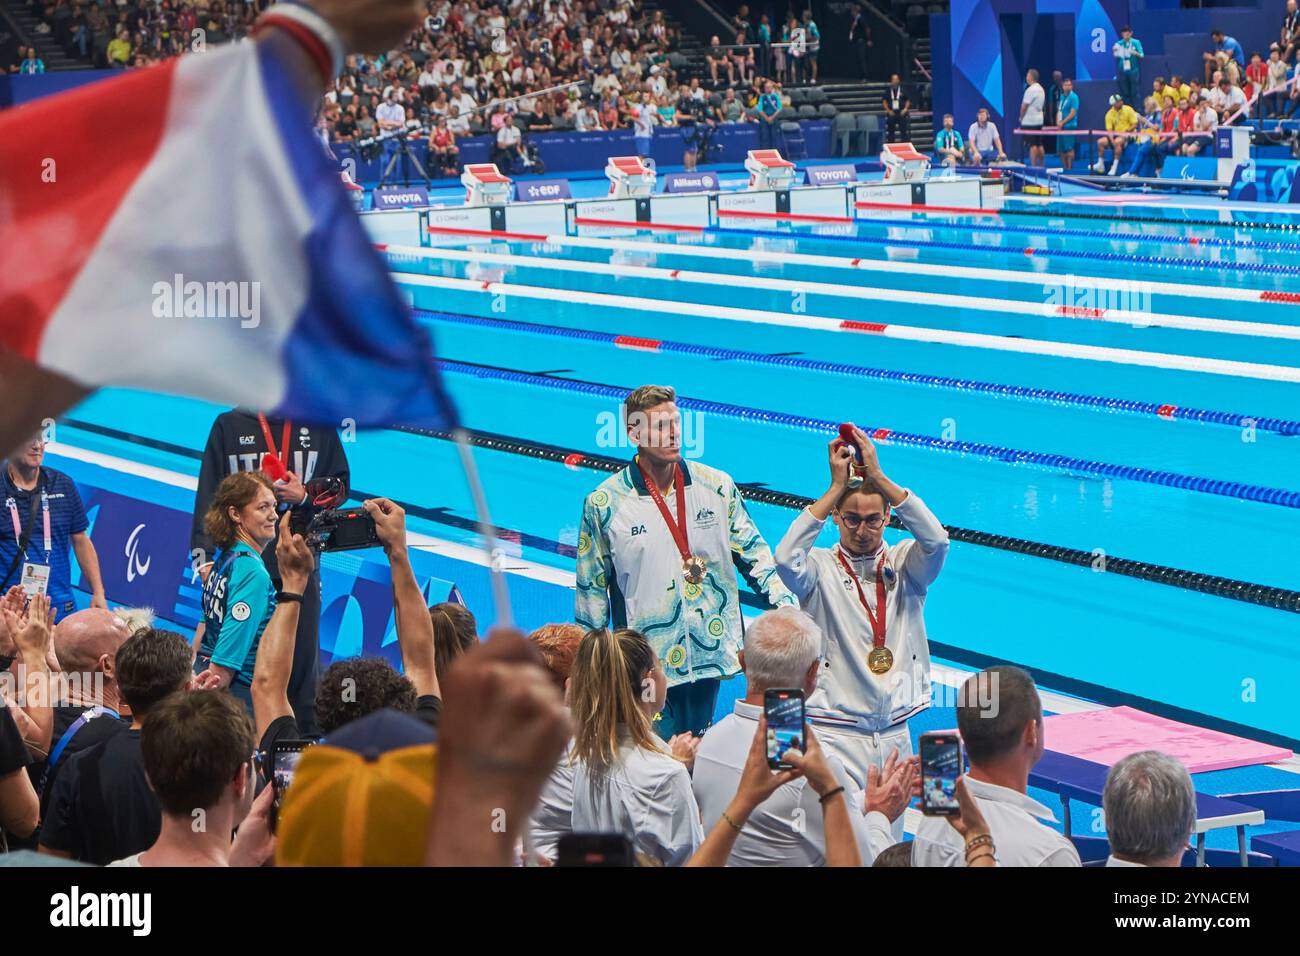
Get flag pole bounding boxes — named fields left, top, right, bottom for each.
left=453, top=427, right=514, bottom=629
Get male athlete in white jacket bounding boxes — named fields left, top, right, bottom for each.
left=775, top=425, right=948, bottom=836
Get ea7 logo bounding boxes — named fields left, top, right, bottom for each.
left=630, top=525, right=648, bottom=536
left=238, top=435, right=257, bottom=445
left=50, top=886, right=151, bottom=936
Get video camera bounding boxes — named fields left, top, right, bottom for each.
left=288, top=477, right=381, bottom=552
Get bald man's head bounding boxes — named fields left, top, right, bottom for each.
left=53, top=608, right=130, bottom=676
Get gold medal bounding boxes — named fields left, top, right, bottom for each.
left=868, top=645, right=894, bottom=674
left=682, top=554, right=706, bottom=585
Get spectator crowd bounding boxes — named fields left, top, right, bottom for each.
left=0, top=385, right=1210, bottom=870
left=933, top=14, right=1300, bottom=175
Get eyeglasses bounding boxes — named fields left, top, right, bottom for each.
left=838, top=513, right=886, bottom=531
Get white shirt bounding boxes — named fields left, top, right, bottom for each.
left=912, top=777, right=1082, bottom=867
left=693, top=702, right=895, bottom=866
left=497, top=123, right=522, bottom=148
left=633, top=103, right=656, bottom=137
left=1021, top=82, right=1045, bottom=125
left=376, top=101, right=406, bottom=128
left=107, top=853, right=143, bottom=866
left=774, top=493, right=948, bottom=729
left=1212, top=85, right=1247, bottom=115
left=528, top=741, right=575, bottom=861
left=571, top=738, right=704, bottom=866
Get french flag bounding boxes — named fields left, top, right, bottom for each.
left=0, top=37, right=456, bottom=431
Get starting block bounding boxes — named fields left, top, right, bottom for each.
left=462, top=163, right=513, bottom=206
left=745, top=149, right=796, bottom=191
left=881, top=142, right=930, bottom=183
left=605, top=155, right=657, bottom=198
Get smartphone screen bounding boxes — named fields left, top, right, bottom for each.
left=764, top=688, right=805, bottom=769
left=556, top=833, right=635, bottom=867
left=270, top=739, right=311, bottom=832
left=920, top=732, right=963, bottom=816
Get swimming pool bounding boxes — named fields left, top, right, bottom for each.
left=387, top=196, right=1300, bottom=747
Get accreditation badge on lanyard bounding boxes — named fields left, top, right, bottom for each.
left=9, top=491, right=52, bottom=598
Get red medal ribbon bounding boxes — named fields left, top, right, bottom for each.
left=257, top=414, right=292, bottom=471
left=636, top=458, right=691, bottom=563
left=836, top=547, right=888, bottom=649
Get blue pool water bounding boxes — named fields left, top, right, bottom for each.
left=55, top=190, right=1300, bottom=853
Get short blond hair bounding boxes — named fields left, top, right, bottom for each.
left=624, top=384, right=676, bottom=421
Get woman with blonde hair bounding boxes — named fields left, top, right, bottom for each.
left=569, top=627, right=703, bottom=866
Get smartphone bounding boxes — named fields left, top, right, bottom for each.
left=269, top=739, right=311, bottom=833
left=919, top=732, right=963, bottom=816
left=764, top=688, right=805, bottom=769
left=556, top=833, right=635, bottom=867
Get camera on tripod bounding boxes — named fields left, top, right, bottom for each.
left=288, top=477, right=381, bottom=552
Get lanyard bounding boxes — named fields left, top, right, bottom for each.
left=257, top=414, right=292, bottom=471
left=835, top=547, right=888, bottom=649
left=5, top=471, right=49, bottom=556
left=636, top=458, right=691, bottom=562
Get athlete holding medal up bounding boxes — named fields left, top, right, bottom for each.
left=775, top=424, right=948, bottom=836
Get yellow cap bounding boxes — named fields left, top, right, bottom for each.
left=276, top=742, right=437, bottom=867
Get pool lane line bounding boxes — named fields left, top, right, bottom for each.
left=52, top=419, right=1300, bottom=749
left=559, top=234, right=1300, bottom=306
left=407, top=421, right=1300, bottom=614
left=846, top=210, right=1300, bottom=253
left=383, top=242, right=1300, bottom=342
left=410, top=231, right=1297, bottom=306
left=411, top=308, right=1300, bottom=437
left=705, top=221, right=1300, bottom=277
left=994, top=202, right=1300, bottom=233
left=431, top=356, right=1300, bottom=509
left=391, top=271, right=1300, bottom=383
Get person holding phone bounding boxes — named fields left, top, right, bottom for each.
left=568, top=627, right=704, bottom=867
left=774, top=425, right=948, bottom=838
left=693, top=607, right=912, bottom=866
left=912, top=667, right=1079, bottom=867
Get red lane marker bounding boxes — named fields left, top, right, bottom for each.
left=426, top=225, right=549, bottom=241
left=840, top=320, right=888, bottom=334
left=563, top=453, right=586, bottom=470
left=850, top=258, right=862, bottom=266
left=1024, top=247, right=1036, bottom=256
left=872, top=428, right=892, bottom=442
left=1188, top=237, right=1200, bottom=246
left=480, top=281, right=492, bottom=290
left=718, top=209, right=854, bottom=224
left=1261, top=290, right=1300, bottom=303
left=669, top=269, right=681, bottom=279
left=1157, top=404, right=1177, bottom=419
left=1056, top=305, right=1108, bottom=319
left=373, top=243, right=388, bottom=251
left=614, top=335, right=662, bottom=351
left=574, top=217, right=704, bottom=232
left=854, top=200, right=999, bottom=217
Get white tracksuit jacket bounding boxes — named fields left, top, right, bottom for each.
left=774, top=492, right=949, bottom=730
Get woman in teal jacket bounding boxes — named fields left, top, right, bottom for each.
left=195, top=471, right=280, bottom=713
